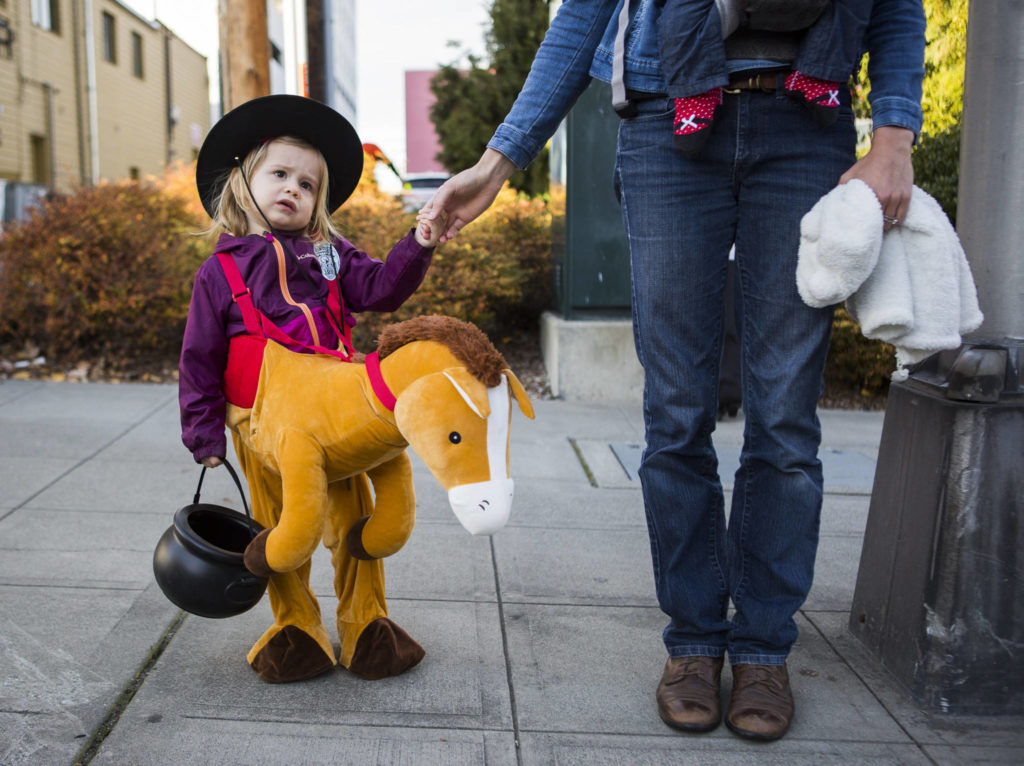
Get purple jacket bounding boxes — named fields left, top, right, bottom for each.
left=179, top=229, right=433, bottom=462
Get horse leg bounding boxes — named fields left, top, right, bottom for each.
left=230, top=430, right=336, bottom=683
left=323, top=470, right=424, bottom=680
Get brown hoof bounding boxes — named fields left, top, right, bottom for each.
left=347, top=618, right=425, bottom=680
left=250, top=625, right=335, bottom=683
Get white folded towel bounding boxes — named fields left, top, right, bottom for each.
left=797, top=182, right=984, bottom=375
left=796, top=179, right=883, bottom=309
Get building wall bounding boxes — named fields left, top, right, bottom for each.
left=0, top=0, right=208, bottom=192
left=404, top=70, right=444, bottom=174
left=1, top=0, right=84, bottom=189
left=166, top=31, right=209, bottom=167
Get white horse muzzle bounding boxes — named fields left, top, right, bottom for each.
left=448, top=478, right=514, bottom=535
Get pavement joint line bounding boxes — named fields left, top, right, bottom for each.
left=568, top=438, right=598, bottom=488
left=490, top=534, right=524, bottom=766
left=72, top=610, right=187, bottom=766
left=0, top=392, right=175, bottom=524
left=179, top=714, right=516, bottom=732
left=800, top=610, right=938, bottom=764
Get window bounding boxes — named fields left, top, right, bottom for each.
left=129, top=167, right=140, bottom=181
left=31, top=0, right=60, bottom=33
left=131, top=31, right=143, bottom=78
left=102, top=12, right=116, bottom=64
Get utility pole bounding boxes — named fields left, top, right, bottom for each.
left=849, top=0, right=1023, bottom=715
left=304, top=0, right=325, bottom=102
left=219, top=0, right=271, bottom=111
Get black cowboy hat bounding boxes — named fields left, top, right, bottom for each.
left=195, top=94, right=363, bottom=218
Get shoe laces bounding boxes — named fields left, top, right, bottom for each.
left=666, top=657, right=719, bottom=686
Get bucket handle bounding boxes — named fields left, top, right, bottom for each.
left=193, top=458, right=253, bottom=523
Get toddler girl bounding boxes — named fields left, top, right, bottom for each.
left=180, top=94, right=444, bottom=466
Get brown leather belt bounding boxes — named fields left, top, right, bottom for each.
left=724, top=72, right=782, bottom=93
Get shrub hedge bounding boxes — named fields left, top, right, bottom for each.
left=0, top=166, right=207, bottom=371
left=0, top=157, right=895, bottom=404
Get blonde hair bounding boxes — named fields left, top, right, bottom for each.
left=209, top=136, right=340, bottom=242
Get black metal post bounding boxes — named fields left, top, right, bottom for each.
left=849, top=0, right=1023, bottom=714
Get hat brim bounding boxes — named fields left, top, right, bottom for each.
left=196, top=95, right=363, bottom=219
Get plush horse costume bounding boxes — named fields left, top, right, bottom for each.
left=227, top=315, right=534, bottom=683
left=182, top=96, right=533, bottom=683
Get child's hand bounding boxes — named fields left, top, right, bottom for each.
left=414, top=210, right=447, bottom=248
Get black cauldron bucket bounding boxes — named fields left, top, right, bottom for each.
left=153, top=460, right=268, bottom=618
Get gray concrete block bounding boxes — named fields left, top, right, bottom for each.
left=503, top=603, right=673, bottom=736
left=507, top=478, right=645, bottom=529
left=803, top=534, right=864, bottom=612
left=922, top=745, right=1024, bottom=765
left=494, top=526, right=656, bottom=606
left=521, top=399, right=644, bottom=443
left=307, top=520, right=499, bottom=603
left=0, top=382, right=173, bottom=423
left=0, top=380, right=41, bottom=405
left=820, top=493, right=871, bottom=536
left=0, top=583, right=179, bottom=766
left=0, top=458, right=80, bottom=509
left=95, top=719, right=518, bottom=766
left=807, top=612, right=1024, bottom=749
left=519, top=732, right=935, bottom=765
left=0, top=421, right=123, bottom=459
left=0, top=509, right=170, bottom=588
left=540, top=312, right=643, bottom=402
left=132, top=598, right=512, bottom=730
left=96, top=401, right=190, bottom=463
left=505, top=604, right=912, bottom=744
left=25, top=459, right=247, bottom=514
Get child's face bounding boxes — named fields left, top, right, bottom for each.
left=245, top=140, right=322, bottom=234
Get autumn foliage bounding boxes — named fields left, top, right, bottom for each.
left=335, top=159, right=553, bottom=350
left=0, top=164, right=208, bottom=372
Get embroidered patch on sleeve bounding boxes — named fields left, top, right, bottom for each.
left=314, top=242, right=341, bottom=280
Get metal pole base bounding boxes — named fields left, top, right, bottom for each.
left=849, top=345, right=1024, bottom=714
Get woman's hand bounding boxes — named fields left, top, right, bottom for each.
left=201, top=456, right=223, bottom=468
left=419, top=149, right=517, bottom=243
left=839, top=126, right=915, bottom=231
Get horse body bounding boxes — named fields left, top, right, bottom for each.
left=226, top=316, right=533, bottom=683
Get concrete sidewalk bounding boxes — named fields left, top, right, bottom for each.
left=1, top=379, right=1021, bottom=765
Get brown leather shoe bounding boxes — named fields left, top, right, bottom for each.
left=656, top=655, right=724, bottom=732
left=726, top=663, right=795, bottom=741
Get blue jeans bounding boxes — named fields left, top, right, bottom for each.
left=614, top=87, right=856, bottom=664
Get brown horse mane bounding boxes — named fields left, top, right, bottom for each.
left=376, top=315, right=508, bottom=387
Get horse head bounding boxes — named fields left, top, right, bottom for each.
left=374, top=316, right=535, bottom=535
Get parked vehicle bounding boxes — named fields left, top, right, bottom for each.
left=400, top=172, right=450, bottom=211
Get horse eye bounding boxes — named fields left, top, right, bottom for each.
left=448, top=432, right=461, bottom=444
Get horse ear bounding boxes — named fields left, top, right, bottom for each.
left=504, top=369, right=535, bottom=420
left=442, top=368, right=491, bottom=418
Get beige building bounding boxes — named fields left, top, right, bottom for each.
left=0, top=0, right=209, bottom=193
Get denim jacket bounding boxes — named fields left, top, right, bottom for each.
left=489, top=0, right=925, bottom=169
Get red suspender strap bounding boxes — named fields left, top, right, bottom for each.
left=216, top=252, right=352, bottom=362
left=215, top=253, right=263, bottom=337
left=364, top=351, right=397, bottom=411
left=327, top=279, right=355, bottom=357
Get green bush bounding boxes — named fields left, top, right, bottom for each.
left=0, top=177, right=207, bottom=370
left=824, top=307, right=895, bottom=403
left=0, top=160, right=895, bottom=406
left=913, top=120, right=960, bottom=226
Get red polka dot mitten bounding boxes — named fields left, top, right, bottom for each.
left=673, top=87, right=723, bottom=157
left=784, top=71, right=842, bottom=127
